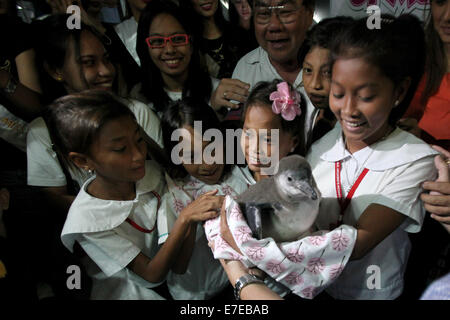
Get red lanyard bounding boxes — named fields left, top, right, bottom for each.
left=126, top=191, right=161, bottom=233
left=334, top=161, right=369, bottom=227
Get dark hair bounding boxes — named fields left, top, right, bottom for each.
left=161, top=97, right=223, bottom=176
left=179, top=0, right=228, bottom=35
left=422, top=0, right=447, bottom=104
left=242, top=80, right=307, bottom=156
left=330, top=14, right=426, bottom=126
left=136, top=0, right=212, bottom=113
left=305, top=16, right=354, bottom=51
left=34, top=14, right=117, bottom=103
left=44, top=90, right=136, bottom=171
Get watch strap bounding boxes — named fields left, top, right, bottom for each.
left=233, top=274, right=264, bottom=300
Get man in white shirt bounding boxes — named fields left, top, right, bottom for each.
left=211, top=0, right=317, bottom=148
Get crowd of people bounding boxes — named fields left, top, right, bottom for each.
left=0, top=0, right=449, bottom=301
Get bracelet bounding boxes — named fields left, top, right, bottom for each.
left=233, top=274, right=264, bottom=300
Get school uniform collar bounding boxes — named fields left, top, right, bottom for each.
left=320, top=124, right=439, bottom=171
left=61, top=160, right=163, bottom=249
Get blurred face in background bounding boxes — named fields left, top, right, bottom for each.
left=190, top=0, right=219, bottom=19
left=232, top=0, right=252, bottom=22
left=432, top=0, right=450, bottom=46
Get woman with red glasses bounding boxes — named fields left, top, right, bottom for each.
left=135, top=0, right=224, bottom=119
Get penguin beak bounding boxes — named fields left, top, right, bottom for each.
left=297, top=180, right=318, bottom=200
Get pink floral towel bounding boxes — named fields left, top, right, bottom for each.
left=204, top=196, right=357, bottom=299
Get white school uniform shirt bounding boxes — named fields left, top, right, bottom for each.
left=61, top=160, right=166, bottom=300
left=157, top=165, right=250, bottom=300
left=26, top=98, right=163, bottom=188
left=114, top=17, right=140, bottom=66
left=306, top=124, right=438, bottom=300
left=232, top=46, right=319, bottom=149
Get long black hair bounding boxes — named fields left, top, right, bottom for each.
left=136, top=0, right=212, bottom=113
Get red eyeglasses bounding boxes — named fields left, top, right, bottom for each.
left=146, top=34, right=190, bottom=48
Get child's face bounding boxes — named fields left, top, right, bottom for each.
left=60, top=30, right=116, bottom=93
left=148, top=13, right=192, bottom=86
left=87, top=116, right=147, bottom=184
left=302, top=46, right=331, bottom=109
left=241, top=104, right=298, bottom=176
left=180, top=125, right=225, bottom=185
left=330, top=57, right=400, bottom=151
left=191, top=0, right=219, bottom=18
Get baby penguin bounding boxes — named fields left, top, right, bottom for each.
left=237, top=155, right=321, bottom=242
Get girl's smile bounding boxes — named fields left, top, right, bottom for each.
left=330, top=57, right=407, bottom=153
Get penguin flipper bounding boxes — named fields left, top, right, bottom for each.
left=240, top=202, right=274, bottom=240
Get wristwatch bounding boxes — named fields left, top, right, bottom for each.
left=233, top=274, right=264, bottom=300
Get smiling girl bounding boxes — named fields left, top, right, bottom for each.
left=306, top=15, right=438, bottom=299
left=52, top=91, right=223, bottom=299
left=159, top=98, right=250, bottom=299
left=28, top=15, right=163, bottom=215
left=135, top=0, right=224, bottom=118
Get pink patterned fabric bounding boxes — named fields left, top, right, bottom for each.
left=204, top=196, right=357, bottom=299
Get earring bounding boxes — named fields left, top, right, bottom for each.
left=56, top=75, right=63, bottom=81
left=86, top=167, right=93, bottom=174
left=394, top=100, right=400, bottom=107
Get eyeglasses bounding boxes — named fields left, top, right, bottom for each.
left=254, top=4, right=301, bottom=25
left=146, top=34, right=189, bottom=48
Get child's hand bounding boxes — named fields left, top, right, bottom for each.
left=179, top=190, right=224, bottom=223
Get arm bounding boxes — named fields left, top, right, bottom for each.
left=128, top=190, right=223, bottom=283
left=0, top=69, right=43, bottom=121
left=350, top=204, right=406, bottom=260
left=15, top=49, right=41, bottom=93
left=171, top=222, right=197, bottom=274
left=46, top=0, right=106, bottom=34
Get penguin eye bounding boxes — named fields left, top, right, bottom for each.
left=287, top=176, right=293, bottom=182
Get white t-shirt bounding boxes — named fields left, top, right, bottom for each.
left=232, top=46, right=319, bottom=149
left=61, top=160, right=167, bottom=300
left=27, top=98, right=163, bottom=188
left=158, top=165, right=250, bottom=300
left=306, top=124, right=438, bottom=299
left=114, top=17, right=140, bottom=66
